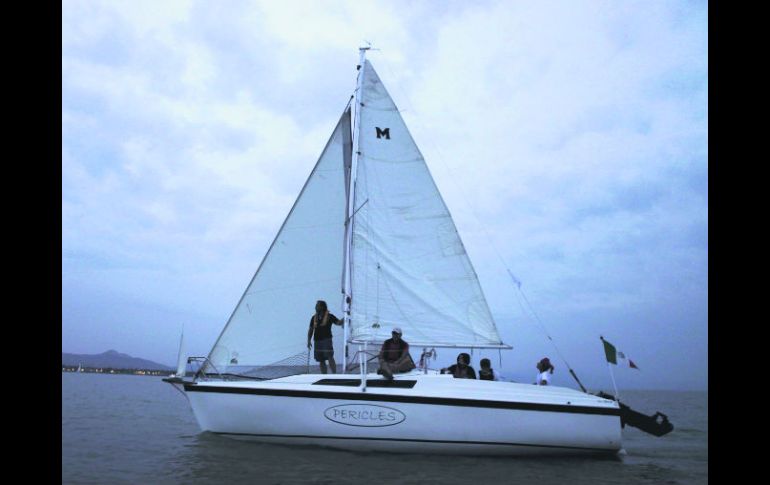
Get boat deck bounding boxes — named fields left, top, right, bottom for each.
left=188, top=371, right=618, bottom=411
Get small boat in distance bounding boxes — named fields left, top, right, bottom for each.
left=165, top=47, right=668, bottom=455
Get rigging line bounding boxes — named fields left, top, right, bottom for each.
left=509, top=268, right=588, bottom=391
left=514, top=280, right=588, bottom=392
left=375, top=262, right=380, bottom=324
left=346, top=199, right=369, bottom=223
left=375, top=53, right=587, bottom=391
left=512, top=284, right=566, bottom=360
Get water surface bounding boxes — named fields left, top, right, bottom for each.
left=62, top=373, right=707, bottom=484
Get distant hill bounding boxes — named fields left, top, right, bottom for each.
left=62, top=350, right=173, bottom=371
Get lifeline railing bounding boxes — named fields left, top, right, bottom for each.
left=345, top=346, right=380, bottom=373
left=188, top=356, right=224, bottom=381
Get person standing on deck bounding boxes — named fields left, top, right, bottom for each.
left=307, top=300, right=344, bottom=374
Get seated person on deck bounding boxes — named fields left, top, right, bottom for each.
left=478, top=358, right=496, bottom=381
left=378, top=327, right=416, bottom=380
left=535, top=357, right=554, bottom=385
left=441, top=353, right=477, bottom=379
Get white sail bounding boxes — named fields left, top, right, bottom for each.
left=348, top=61, right=506, bottom=349
left=175, top=329, right=186, bottom=377
left=207, top=109, right=351, bottom=370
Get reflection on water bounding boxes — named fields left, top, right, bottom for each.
left=170, top=432, right=624, bottom=485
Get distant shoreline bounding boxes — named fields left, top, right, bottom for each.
left=62, top=366, right=173, bottom=376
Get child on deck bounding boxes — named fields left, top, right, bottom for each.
left=535, top=357, right=554, bottom=385
left=478, top=358, right=497, bottom=381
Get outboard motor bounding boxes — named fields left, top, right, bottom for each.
left=596, top=391, right=674, bottom=437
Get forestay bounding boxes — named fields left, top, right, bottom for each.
left=348, top=61, right=507, bottom=349
left=206, top=109, right=351, bottom=370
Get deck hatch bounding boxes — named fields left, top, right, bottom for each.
left=312, top=379, right=417, bottom=388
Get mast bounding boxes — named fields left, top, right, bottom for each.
left=342, top=46, right=369, bottom=373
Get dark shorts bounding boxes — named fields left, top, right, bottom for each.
left=313, top=338, right=334, bottom=362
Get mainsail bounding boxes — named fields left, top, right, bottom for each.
left=207, top=109, right=351, bottom=370
left=347, top=61, right=506, bottom=349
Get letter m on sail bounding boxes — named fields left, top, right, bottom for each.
left=376, top=127, right=390, bottom=140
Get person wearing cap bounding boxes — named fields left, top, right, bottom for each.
left=377, top=327, right=415, bottom=380
left=307, top=300, right=344, bottom=374
left=535, top=357, right=554, bottom=385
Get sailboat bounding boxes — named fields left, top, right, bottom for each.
left=165, top=48, right=635, bottom=455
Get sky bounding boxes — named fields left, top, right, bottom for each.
left=62, top=0, right=708, bottom=391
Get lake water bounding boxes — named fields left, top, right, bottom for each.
left=61, top=373, right=707, bottom=484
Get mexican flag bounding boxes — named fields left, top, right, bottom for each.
left=601, top=337, right=639, bottom=369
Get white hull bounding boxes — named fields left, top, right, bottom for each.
left=179, top=372, right=622, bottom=456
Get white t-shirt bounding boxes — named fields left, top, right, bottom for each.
left=536, top=371, right=551, bottom=385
